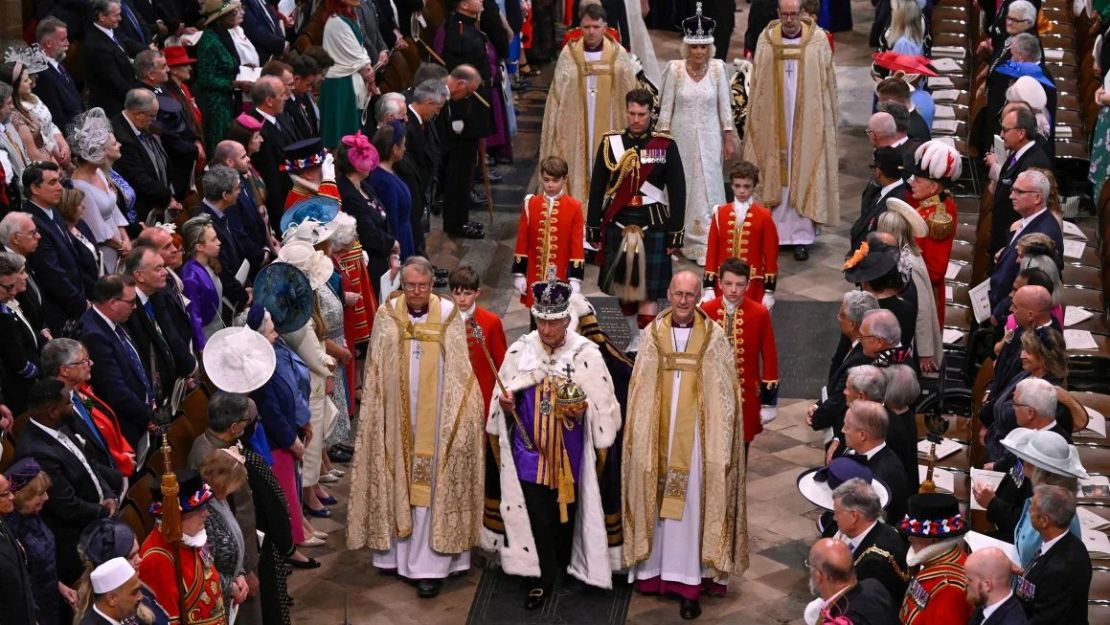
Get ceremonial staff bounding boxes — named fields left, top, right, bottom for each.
left=467, top=316, right=535, bottom=450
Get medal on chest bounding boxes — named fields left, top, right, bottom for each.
left=1014, top=574, right=1036, bottom=601
left=1009, top=459, right=1025, bottom=488
left=639, top=147, right=667, bottom=164
left=907, top=577, right=929, bottom=607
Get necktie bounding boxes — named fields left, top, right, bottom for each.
left=140, top=133, right=168, bottom=185
left=969, top=606, right=985, bottom=625
left=115, top=324, right=153, bottom=402
left=71, top=392, right=108, bottom=452
left=56, top=63, right=73, bottom=86
left=54, top=427, right=106, bottom=500
left=143, top=300, right=155, bottom=320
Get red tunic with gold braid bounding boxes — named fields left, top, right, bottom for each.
left=138, top=529, right=227, bottom=625
left=703, top=202, right=780, bottom=304
left=512, top=193, right=585, bottom=307
left=700, top=295, right=779, bottom=442
left=910, top=193, right=957, bottom=327
left=898, top=543, right=971, bottom=625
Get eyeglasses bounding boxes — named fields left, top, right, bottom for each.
left=1011, top=187, right=1038, bottom=195
left=65, top=358, right=93, bottom=367
left=0, top=281, right=18, bottom=291
left=114, top=296, right=138, bottom=307
left=16, top=228, right=40, bottom=238
left=1000, top=126, right=1019, bottom=134
left=1005, top=16, right=1031, bottom=23
left=859, top=334, right=879, bottom=341
left=401, top=281, right=432, bottom=292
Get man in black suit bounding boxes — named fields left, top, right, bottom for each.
left=248, top=76, right=298, bottom=232
left=195, top=166, right=251, bottom=316
left=79, top=274, right=156, bottom=449
left=831, top=478, right=909, bottom=602
left=135, top=225, right=195, bottom=353
left=135, top=49, right=200, bottom=203
left=122, top=246, right=196, bottom=404
left=850, top=146, right=908, bottom=254
left=436, top=65, right=489, bottom=239
left=43, top=337, right=119, bottom=471
left=34, top=18, right=84, bottom=134
left=988, top=169, right=1061, bottom=320
left=112, top=89, right=180, bottom=225
left=80, top=557, right=145, bottom=625
left=808, top=293, right=882, bottom=441
left=14, top=379, right=122, bottom=585
left=210, top=141, right=270, bottom=277
left=241, top=0, right=288, bottom=63
left=21, top=162, right=89, bottom=333
left=0, top=252, right=45, bottom=416
left=397, top=80, right=447, bottom=256
left=841, top=400, right=911, bottom=526
left=985, top=285, right=1058, bottom=410
left=987, top=107, right=1053, bottom=257
left=1018, top=485, right=1091, bottom=624
left=966, top=546, right=1029, bottom=625
left=288, top=55, right=323, bottom=141
left=0, top=473, right=36, bottom=623
left=84, top=1, right=142, bottom=116
left=0, top=212, right=48, bottom=339
left=805, top=538, right=898, bottom=625
left=985, top=33, right=1057, bottom=148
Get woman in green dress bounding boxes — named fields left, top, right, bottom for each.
left=194, top=0, right=253, bottom=153
left=319, top=0, right=374, bottom=147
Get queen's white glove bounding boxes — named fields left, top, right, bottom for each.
left=759, top=406, right=777, bottom=425
left=569, top=278, right=581, bottom=295
left=321, top=152, right=336, bottom=183
left=513, top=275, right=528, bottom=295
left=700, top=288, right=716, bottom=303
left=762, top=292, right=776, bottom=310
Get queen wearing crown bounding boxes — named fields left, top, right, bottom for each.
left=655, top=4, right=736, bottom=266
left=481, top=276, right=622, bottom=611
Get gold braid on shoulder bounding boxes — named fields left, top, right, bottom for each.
left=604, top=146, right=641, bottom=198
left=855, top=545, right=910, bottom=582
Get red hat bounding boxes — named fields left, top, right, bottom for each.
left=871, top=51, right=937, bottom=77
left=235, top=112, right=263, bottom=132
left=163, top=45, right=197, bottom=67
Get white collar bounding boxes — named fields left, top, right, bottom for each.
left=1039, top=420, right=1058, bottom=432
left=137, top=289, right=152, bottom=305
left=93, top=306, right=117, bottom=332
left=408, top=105, right=423, bottom=124
left=47, top=57, right=61, bottom=70
left=93, top=24, right=115, bottom=39
left=856, top=441, right=887, bottom=460
left=879, top=179, right=903, bottom=197
left=256, top=109, right=277, bottom=125
left=1014, top=207, right=1048, bottom=236
left=846, top=520, right=878, bottom=547
left=123, top=113, right=144, bottom=137
left=1038, top=530, right=1067, bottom=556
left=982, top=592, right=1014, bottom=621
left=459, top=304, right=475, bottom=320
left=1011, top=140, right=1035, bottom=163
left=31, top=418, right=65, bottom=440
left=92, top=605, right=125, bottom=625
left=30, top=201, right=56, bottom=219
left=891, top=136, right=908, bottom=147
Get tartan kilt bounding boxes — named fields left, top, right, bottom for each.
left=599, top=226, right=672, bottom=300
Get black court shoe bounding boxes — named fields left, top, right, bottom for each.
left=680, top=598, right=701, bottom=620
left=417, top=579, right=443, bottom=598
left=793, top=245, right=809, bottom=261
left=525, top=588, right=545, bottom=610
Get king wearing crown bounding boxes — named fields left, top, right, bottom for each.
left=481, top=275, right=621, bottom=611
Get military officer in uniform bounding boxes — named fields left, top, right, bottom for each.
left=699, top=257, right=778, bottom=452
left=898, top=492, right=973, bottom=625
left=587, top=88, right=686, bottom=335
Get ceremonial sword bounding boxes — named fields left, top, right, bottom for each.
left=467, top=316, right=536, bottom=450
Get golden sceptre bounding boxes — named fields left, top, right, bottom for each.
left=467, top=316, right=536, bottom=450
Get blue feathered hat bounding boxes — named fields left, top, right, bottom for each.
left=252, top=262, right=314, bottom=333
left=279, top=195, right=340, bottom=234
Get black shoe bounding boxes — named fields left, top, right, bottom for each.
left=303, top=506, right=332, bottom=518
left=465, top=220, right=485, bottom=232
left=680, top=598, right=702, bottom=620
left=287, top=556, right=321, bottom=569
left=416, top=579, right=443, bottom=598
left=327, top=446, right=352, bottom=463
left=524, top=588, right=545, bottom=610
left=793, top=245, right=809, bottom=261
left=470, top=189, right=488, bottom=205
left=487, top=168, right=504, bottom=183
left=430, top=201, right=443, bottom=216
left=334, top=442, right=355, bottom=454
left=485, top=155, right=495, bottom=166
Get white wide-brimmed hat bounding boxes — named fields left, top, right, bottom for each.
left=282, top=218, right=337, bottom=246
left=885, top=198, right=928, bottom=239
left=797, top=457, right=891, bottom=511
left=202, top=327, right=277, bottom=394
left=277, top=240, right=332, bottom=289
left=1000, top=428, right=1088, bottom=479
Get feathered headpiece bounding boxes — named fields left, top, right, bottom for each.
left=912, top=140, right=962, bottom=182
left=3, top=44, right=49, bottom=77
left=341, top=131, right=380, bottom=173
left=68, top=107, right=115, bottom=164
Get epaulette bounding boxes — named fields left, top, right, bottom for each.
left=602, top=129, right=623, bottom=136
left=651, top=131, right=673, bottom=139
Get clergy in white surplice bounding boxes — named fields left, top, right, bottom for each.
left=346, top=257, right=485, bottom=599
left=621, top=271, right=749, bottom=620
left=481, top=276, right=622, bottom=611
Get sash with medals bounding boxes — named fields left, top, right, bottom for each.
left=392, top=294, right=446, bottom=507
left=653, top=312, right=709, bottom=520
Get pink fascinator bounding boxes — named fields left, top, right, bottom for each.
left=236, top=113, right=263, bottom=132
left=342, top=131, right=380, bottom=173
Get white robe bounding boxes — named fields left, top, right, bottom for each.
left=770, top=35, right=816, bottom=245
left=629, top=327, right=716, bottom=585
left=372, top=301, right=471, bottom=578
left=624, top=0, right=661, bottom=85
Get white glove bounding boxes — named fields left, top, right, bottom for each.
left=321, top=152, right=336, bottom=183
left=569, top=278, right=581, bottom=295
left=762, top=292, right=776, bottom=310
left=513, top=275, right=528, bottom=295
left=700, top=288, right=716, bottom=303
left=759, top=406, right=777, bottom=425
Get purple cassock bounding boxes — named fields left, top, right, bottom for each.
left=510, top=382, right=586, bottom=488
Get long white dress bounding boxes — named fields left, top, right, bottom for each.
left=657, top=59, right=733, bottom=264
left=372, top=301, right=471, bottom=579
left=72, top=170, right=130, bottom=274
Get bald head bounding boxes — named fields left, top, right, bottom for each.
left=1011, top=284, right=1053, bottom=329
left=965, top=547, right=1016, bottom=607
left=808, top=538, right=855, bottom=598
left=667, top=271, right=701, bottom=324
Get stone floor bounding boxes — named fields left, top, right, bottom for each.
left=290, top=3, right=886, bottom=623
